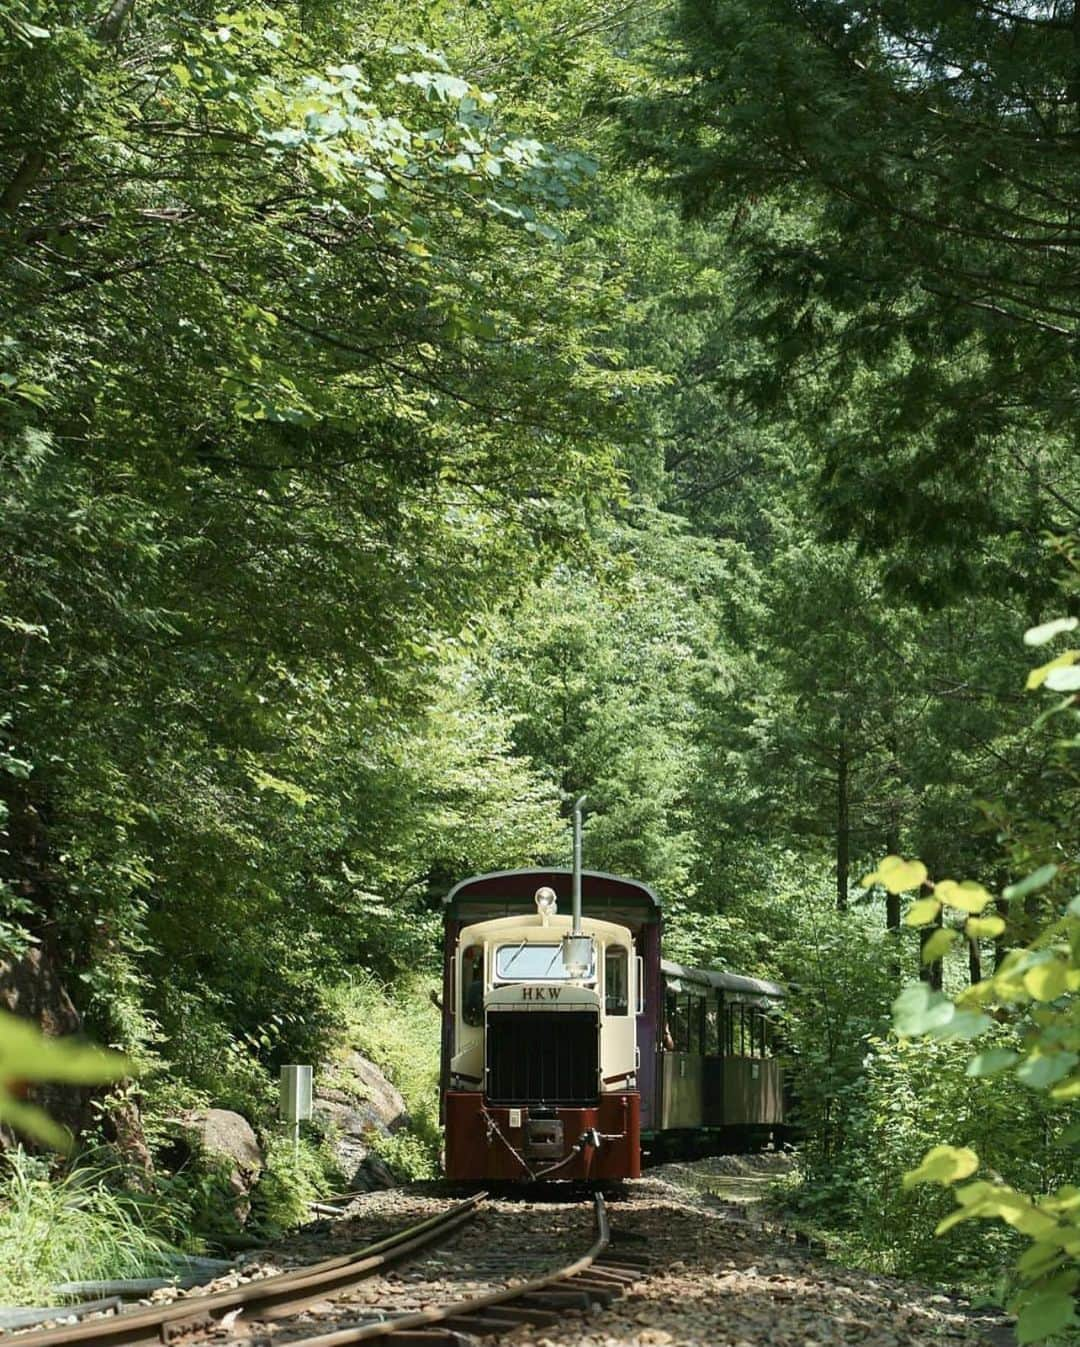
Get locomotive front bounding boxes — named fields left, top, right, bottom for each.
left=443, top=898, right=641, bottom=1181
left=436, top=845, right=643, bottom=1185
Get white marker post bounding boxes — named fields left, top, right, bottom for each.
left=280, top=1064, right=313, bottom=1155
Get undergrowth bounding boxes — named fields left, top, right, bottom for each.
left=0, top=1149, right=182, bottom=1306
left=327, top=972, right=442, bottom=1180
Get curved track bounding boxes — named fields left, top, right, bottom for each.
left=10, top=1192, right=649, bottom=1347
left=251, top=1193, right=649, bottom=1347
left=8, top=1194, right=487, bottom=1347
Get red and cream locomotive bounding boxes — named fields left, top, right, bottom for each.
left=439, top=805, right=785, bottom=1181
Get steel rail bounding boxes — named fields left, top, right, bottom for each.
left=263, top=1191, right=638, bottom=1347
left=9, top=1193, right=487, bottom=1347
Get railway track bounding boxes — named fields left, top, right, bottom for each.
left=8, top=1194, right=487, bottom=1347
left=9, top=1192, right=648, bottom=1347
left=271, top=1192, right=647, bottom=1346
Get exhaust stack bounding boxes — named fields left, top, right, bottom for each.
left=563, top=794, right=592, bottom=977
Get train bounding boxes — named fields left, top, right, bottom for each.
left=439, top=818, right=785, bottom=1181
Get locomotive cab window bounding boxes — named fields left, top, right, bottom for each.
left=495, top=942, right=594, bottom=981
left=605, top=945, right=629, bottom=1015
left=461, top=945, right=484, bottom=1026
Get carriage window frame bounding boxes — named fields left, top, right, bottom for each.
left=605, top=944, right=630, bottom=1016
left=460, top=944, right=485, bottom=1027
left=674, top=992, right=691, bottom=1052
left=705, top=998, right=720, bottom=1056
left=688, top=992, right=705, bottom=1054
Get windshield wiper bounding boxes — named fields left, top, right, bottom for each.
left=543, top=947, right=564, bottom=975
left=502, top=940, right=528, bottom=969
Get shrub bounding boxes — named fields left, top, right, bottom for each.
left=250, top=1133, right=339, bottom=1235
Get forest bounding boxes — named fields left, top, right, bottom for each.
left=1, top=0, right=1079, bottom=1338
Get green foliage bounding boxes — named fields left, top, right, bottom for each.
left=0, top=1149, right=182, bottom=1306
left=879, top=605, right=1080, bottom=1329
left=367, top=1128, right=440, bottom=1184
left=251, top=1134, right=339, bottom=1236
left=627, top=0, right=1080, bottom=597
left=0, top=1012, right=128, bottom=1150
left=328, top=973, right=443, bottom=1179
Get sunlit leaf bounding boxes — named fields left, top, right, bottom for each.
left=1045, top=666, right=1080, bottom=692
left=1023, top=960, right=1069, bottom=1002
left=921, top=928, right=957, bottom=963
left=1024, top=618, right=1079, bottom=647
left=868, top=855, right=929, bottom=893
left=903, top=1144, right=979, bottom=1188
left=904, top=897, right=941, bottom=926
left=935, top=879, right=992, bottom=914
left=1026, top=651, right=1079, bottom=690
left=965, top=915, right=1005, bottom=939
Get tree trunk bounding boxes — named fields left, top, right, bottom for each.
left=836, top=738, right=849, bottom=911
left=994, top=895, right=1009, bottom=970
left=918, top=868, right=943, bottom=990
left=885, top=805, right=901, bottom=973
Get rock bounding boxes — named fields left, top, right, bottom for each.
left=354, top=1155, right=398, bottom=1191
left=174, top=1108, right=263, bottom=1220
left=314, top=1052, right=407, bottom=1189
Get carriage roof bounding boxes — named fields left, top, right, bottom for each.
left=444, top=868, right=661, bottom=927
left=661, top=959, right=784, bottom=1001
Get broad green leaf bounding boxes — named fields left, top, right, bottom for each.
left=893, top=982, right=954, bottom=1036
left=966, top=915, right=1005, bottom=938
left=1027, top=651, right=1079, bottom=690
left=935, top=879, right=992, bottom=913
left=1017, top=1051, right=1079, bottom=1090
left=939, top=1009, right=995, bottom=1040
left=903, top=1144, right=979, bottom=1188
left=0, top=1010, right=128, bottom=1084
left=0, top=1092, right=71, bottom=1150
left=0, top=1011, right=129, bottom=1151
left=893, top=983, right=991, bottom=1040
left=904, top=897, right=941, bottom=926
left=1015, top=1293, right=1076, bottom=1345
left=1004, top=865, right=1059, bottom=901
left=921, top=928, right=957, bottom=963
left=966, top=1048, right=1019, bottom=1077
left=868, top=855, right=929, bottom=893
left=936, top=1206, right=980, bottom=1235
left=1024, top=960, right=1069, bottom=1002
left=1017, top=1242, right=1068, bottom=1277
left=1024, top=617, right=1079, bottom=647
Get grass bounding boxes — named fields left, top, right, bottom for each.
left=0, top=1149, right=183, bottom=1306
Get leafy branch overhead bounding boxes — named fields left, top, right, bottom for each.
left=0, top=1012, right=128, bottom=1150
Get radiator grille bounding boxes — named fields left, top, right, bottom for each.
left=486, top=1011, right=599, bottom=1106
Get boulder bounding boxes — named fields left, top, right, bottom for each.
left=174, top=1108, right=263, bottom=1218
left=355, top=1154, right=397, bottom=1191
left=314, top=1051, right=407, bottom=1189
